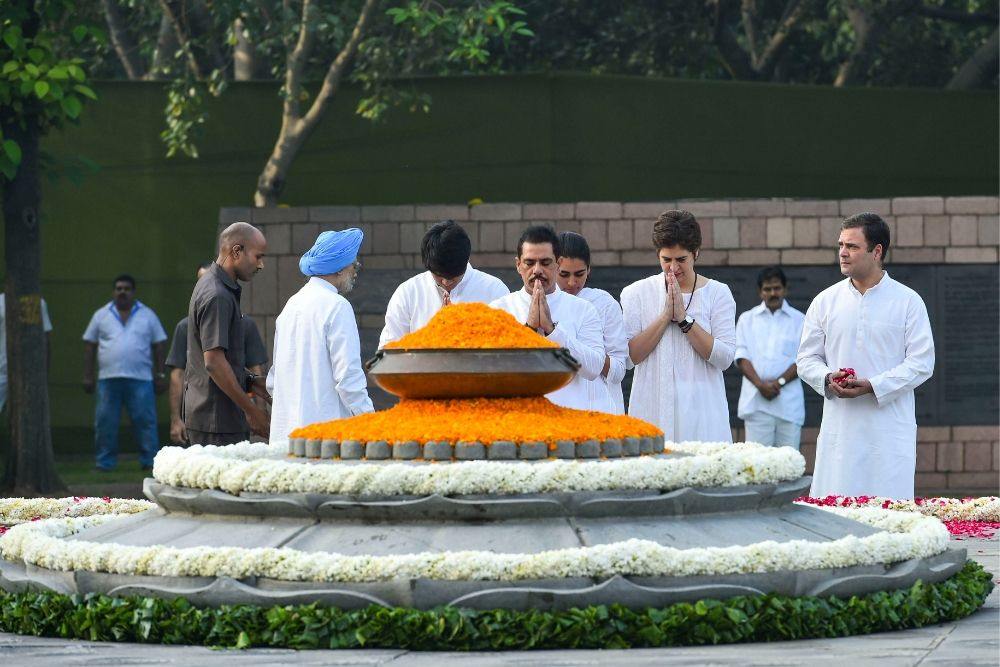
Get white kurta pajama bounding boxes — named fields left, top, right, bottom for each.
left=577, top=287, right=629, bottom=414
left=797, top=273, right=934, bottom=500
left=490, top=287, right=606, bottom=411
left=378, top=265, right=510, bottom=348
left=267, top=278, right=374, bottom=443
left=621, top=276, right=737, bottom=443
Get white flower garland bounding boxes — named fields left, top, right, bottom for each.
left=0, top=506, right=947, bottom=583
left=799, top=496, right=1000, bottom=523
left=151, top=440, right=806, bottom=497
left=0, top=497, right=154, bottom=526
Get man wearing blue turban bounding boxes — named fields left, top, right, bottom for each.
left=267, top=228, right=374, bottom=442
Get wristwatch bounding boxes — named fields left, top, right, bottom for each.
left=244, top=371, right=258, bottom=393
left=777, top=377, right=787, bottom=387
left=678, top=315, right=695, bottom=334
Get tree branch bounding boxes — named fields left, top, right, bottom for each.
left=741, top=0, right=760, bottom=66
left=147, top=12, right=178, bottom=80
left=301, top=0, right=380, bottom=130
left=100, top=0, right=144, bottom=80
left=708, top=0, right=758, bottom=79
left=947, top=27, right=999, bottom=89
left=159, top=0, right=226, bottom=79
left=833, top=0, right=917, bottom=87
left=284, top=0, right=319, bottom=122
left=756, top=0, right=805, bottom=75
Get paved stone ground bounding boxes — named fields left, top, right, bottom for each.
left=0, top=536, right=995, bottom=666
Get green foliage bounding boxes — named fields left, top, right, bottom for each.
left=0, top=560, right=991, bottom=650
left=0, top=1, right=103, bottom=181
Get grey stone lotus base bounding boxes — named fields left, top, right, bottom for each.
left=0, top=543, right=966, bottom=612
left=286, top=434, right=664, bottom=461
left=0, top=481, right=967, bottom=611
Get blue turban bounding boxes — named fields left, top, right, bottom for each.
left=299, top=228, right=364, bottom=277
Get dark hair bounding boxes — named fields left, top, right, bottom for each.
left=757, top=266, right=787, bottom=288
left=842, top=212, right=891, bottom=264
left=421, top=220, right=471, bottom=278
left=652, top=210, right=701, bottom=252
left=558, top=231, right=591, bottom=266
left=113, top=274, right=136, bottom=288
left=517, top=225, right=561, bottom=258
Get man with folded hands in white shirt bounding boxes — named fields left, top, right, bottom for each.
left=490, top=225, right=605, bottom=411
left=797, top=213, right=934, bottom=500
left=735, top=266, right=805, bottom=449
left=378, top=220, right=509, bottom=348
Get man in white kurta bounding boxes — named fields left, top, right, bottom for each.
left=379, top=221, right=509, bottom=347
left=490, top=226, right=605, bottom=411
left=798, top=215, right=934, bottom=499
left=268, top=229, right=374, bottom=443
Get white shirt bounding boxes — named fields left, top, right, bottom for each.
left=82, top=301, right=167, bottom=381
left=797, top=272, right=935, bottom=500
left=490, top=287, right=606, bottom=411
left=378, top=265, right=510, bottom=348
left=577, top=287, right=629, bottom=414
left=267, top=278, right=374, bottom=443
left=735, top=300, right=806, bottom=425
left=621, top=275, right=736, bottom=443
left=0, top=294, right=53, bottom=410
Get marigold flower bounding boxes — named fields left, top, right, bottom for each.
left=384, top=302, right=558, bottom=350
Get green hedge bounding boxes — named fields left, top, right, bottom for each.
left=0, top=561, right=991, bottom=650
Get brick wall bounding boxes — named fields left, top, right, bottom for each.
left=221, top=196, right=1000, bottom=497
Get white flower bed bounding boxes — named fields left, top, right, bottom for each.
left=824, top=496, right=1000, bottom=523
left=0, top=497, right=154, bottom=525
left=151, top=440, right=806, bottom=497
left=0, top=506, right=947, bottom=583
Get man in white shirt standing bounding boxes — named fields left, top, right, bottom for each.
left=797, top=213, right=935, bottom=500
left=490, top=225, right=605, bottom=411
left=82, top=275, right=168, bottom=471
left=735, top=266, right=805, bottom=449
left=379, top=220, right=509, bottom=348
left=268, top=229, right=375, bottom=444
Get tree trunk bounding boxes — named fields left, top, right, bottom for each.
left=233, top=18, right=255, bottom=81
left=947, top=28, right=999, bottom=89
left=147, top=13, right=178, bottom=80
left=101, top=0, right=145, bottom=79
left=1, top=114, right=66, bottom=496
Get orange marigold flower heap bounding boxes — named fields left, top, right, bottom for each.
left=384, top=302, right=558, bottom=349
left=290, top=397, right=662, bottom=445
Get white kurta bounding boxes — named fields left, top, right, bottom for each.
left=378, top=265, right=510, bottom=347
left=578, top=287, right=628, bottom=414
left=621, top=275, right=736, bottom=443
left=490, top=287, right=605, bottom=411
left=735, top=300, right=806, bottom=425
left=797, top=273, right=934, bottom=500
left=267, top=278, right=374, bottom=443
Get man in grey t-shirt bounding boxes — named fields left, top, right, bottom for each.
left=184, top=223, right=270, bottom=446
left=166, top=262, right=268, bottom=444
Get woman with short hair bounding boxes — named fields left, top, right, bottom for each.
left=556, top=232, right=629, bottom=413
left=621, top=210, right=737, bottom=442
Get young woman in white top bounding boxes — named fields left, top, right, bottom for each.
left=556, top=232, right=629, bottom=414
left=620, top=210, right=737, bottom=442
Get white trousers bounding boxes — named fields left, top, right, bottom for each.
left=743, top=412, right=801, bottom=449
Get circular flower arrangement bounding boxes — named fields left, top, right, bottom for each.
left=151, top=440, right=806, bottom=497
left=798, top=495, right=1000, bottom=540
left=0, top=506, right=948, bottom=584
left=384, top=302, right=559, bottom=349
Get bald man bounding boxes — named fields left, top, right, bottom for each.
left=183, top=222, right=271, bottom=446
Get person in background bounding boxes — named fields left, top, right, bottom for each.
left=82, top=274, right=168, bottom=471
left=555, top=231, right=628, bottom=414
left=735, top=266, right=805, bottom=449
left=621, top=210, right=736, bottom=443
left=0, top=292, right=52, bottom=413
left=490, top=225, right=606, bottom=411
left=798, top=213, right=934, bottom=500
left=268, top=229, right=374, bottom=444
left=185, top=223, right=271, bottom=446
left=165, top=261, right=268, bottom=444
left=378, top=220, right=509, bottom=348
